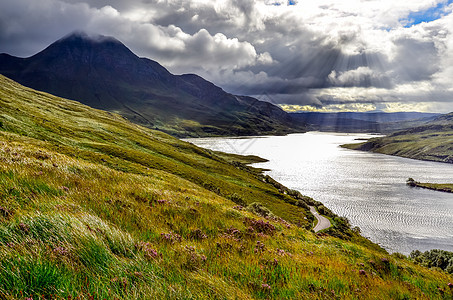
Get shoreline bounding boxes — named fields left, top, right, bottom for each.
left=187, top=132, right=453, bottom=254
left=407, top=179, right=453, bottom=193
left=341, top=141, right=453, bottom=165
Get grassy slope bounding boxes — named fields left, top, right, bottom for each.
left=0, top=75, right=452, bottom=299
left=407, top=179, right=453, bottom=193
left=0, top=34, right=305, bottom=138
left=342, top=113, right=453, bottom=164
left=414, top=183, right=453, bottom=193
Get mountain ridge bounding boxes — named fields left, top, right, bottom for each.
left=0, top=32, right=303, bottom=137
left=342, top=112, right=453, bottom=163
left=290, top=111, right=440, bottom=133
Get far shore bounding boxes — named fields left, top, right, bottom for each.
left=407, top=179, right=453, bottom=193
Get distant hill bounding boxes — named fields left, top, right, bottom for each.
left=290, top=111, right=440, bottom=133
left=0, top=32, right=303, bottom=137
left=343, top=112, right=453, bottom=163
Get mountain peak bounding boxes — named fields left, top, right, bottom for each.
left=56, top=31, right=122, bottom=45
left=0, top=32, right=304, bottom=137
left=30, top=31, right=138, bottom=65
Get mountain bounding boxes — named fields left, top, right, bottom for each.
left=1, top=74, right=452, bottom=298
left=343, top=112, right=453, bottom=163
left=290, top=111, right=440, bottom=133
left=290, top=112, right=381, bottom=132
left=0, top=32, right=303, bottom=137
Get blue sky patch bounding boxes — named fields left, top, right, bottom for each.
left=267, top=0, right=298, bottom=6
left=403, top=0, right=453, bottom=27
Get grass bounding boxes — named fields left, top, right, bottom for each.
left=342, top=113, right=453, bottom=164
left=407, top=178, right=453, bottom=193
left=0, top=37, right=305, bottom=138
left=0, top=74, right=453, bottom=299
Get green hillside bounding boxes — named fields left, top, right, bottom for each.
left=0, top=75, right=452, bottom=299
left=342, top=113, right=453, bottom=164
left=407, top=178, right=453, bottom=193
left=0, top=32, right=304, bottom=138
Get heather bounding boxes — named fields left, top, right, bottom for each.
left=1, top=75, right=453, bottom=299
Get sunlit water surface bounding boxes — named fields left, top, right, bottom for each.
left=186, top=132, right=453, bottom=254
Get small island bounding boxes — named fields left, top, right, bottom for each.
left=406, top=178, right=453, bottom=193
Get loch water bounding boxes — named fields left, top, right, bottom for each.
left=186, top=132, right=453, bottom=254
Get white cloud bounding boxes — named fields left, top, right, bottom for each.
left=328, top=67, right=392, bottom=88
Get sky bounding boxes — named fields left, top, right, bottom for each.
left=1, top=0, right=453, bottom=113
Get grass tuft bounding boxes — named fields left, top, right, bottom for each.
left=0, top=75, right=452, bottom=298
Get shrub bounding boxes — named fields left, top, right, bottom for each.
left=160, top=232, right=182, bottom=243
left=228, top=193, right=246, bottom=206
left=183, top=246, right=207, bottom=271
left=243, top=217, right=276, bottom=235
left=135, top=242, right=160, bottom=260
left=295, top=200, right=309, bottom=210
left=189, top=229, right=208, bottom=240
left=406, top=178, right=417, bottom=186
left=352, top=226, right=361, bottom=234
left=410, top=249, right=453, bottom=273
left=317, top=205, right=333, bottom=218
left=247, top=202, right=274, bottom=218
left=202, top=182, right=220, bottom=195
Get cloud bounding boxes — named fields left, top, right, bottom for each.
left=0, top=0, right=453, bottom=112
left=327, top=67, right=393, bottom=88
left=391, top=37, right=440, bottom=82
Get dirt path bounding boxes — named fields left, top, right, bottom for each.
left=310, top=206, right=331, bottom=232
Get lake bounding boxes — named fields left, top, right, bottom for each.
left=185, top=132, right=453, bottom=254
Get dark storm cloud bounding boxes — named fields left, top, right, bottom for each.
left=0, top=0, right=93, bottom=57
left=391, top=37, right=441, bottom=82
left=262, top=93, right=323, bottom=107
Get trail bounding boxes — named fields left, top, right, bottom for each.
left=310, top=206, right=331, bottom=232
